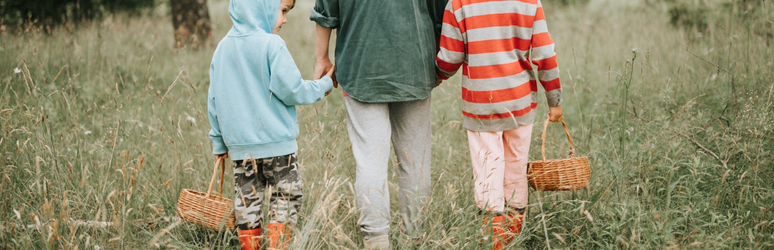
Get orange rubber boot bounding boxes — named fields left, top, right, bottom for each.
left=238, top=228, right=261, bottom=250
left=507, top=211, right=524, bottom=236
left=482, top=215, right=507, bottom=250
left=265, top=223, right=291, bottom=249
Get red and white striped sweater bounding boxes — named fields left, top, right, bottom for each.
left=436, top=0, right=562, bottom=132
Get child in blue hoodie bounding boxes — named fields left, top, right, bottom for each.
left=207, top=0, right=335, bottom=249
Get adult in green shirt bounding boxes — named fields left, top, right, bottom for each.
left=311, top=1, right=446, bottom=249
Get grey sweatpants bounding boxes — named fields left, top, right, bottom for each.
left=345, top=96, right=432, bottom=239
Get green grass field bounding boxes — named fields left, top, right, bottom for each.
left=1, top=0, right=773, bottom=249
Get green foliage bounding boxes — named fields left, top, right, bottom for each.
left=93, top=0, right=156, bottom=14
left=668, top=1, right=708, bottom=32
left=0, top=0, right=156, bottom=28
left=666, top=0, right=773, bottom=42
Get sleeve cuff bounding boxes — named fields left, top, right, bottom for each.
left=310, top=8, right=339, bottom=29
left=546, top=88, right=563, bottom=107
left=211, top=140, right=228, bottom=155
left=436, top=69, right=450, bottom=80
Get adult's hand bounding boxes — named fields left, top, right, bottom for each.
left=548, top=105, right=563, bottom=122
left=315, top=58, right=335, bottom=83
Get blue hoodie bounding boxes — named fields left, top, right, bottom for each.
left=208, top=0, right=334, bottom=160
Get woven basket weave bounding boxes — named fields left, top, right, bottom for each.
left=527, top=117, right=590, bottom=191
left=177, top=156, right=236, bottom=230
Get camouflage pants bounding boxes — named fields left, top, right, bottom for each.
left=232, top=153, right=303, bottom=230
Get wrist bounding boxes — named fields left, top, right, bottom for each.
left=316, top=56, right=331, bottom=64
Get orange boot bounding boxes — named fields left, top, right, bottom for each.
left=238, top=228, right=261, bottom=250
left=506, top=210, right=524, bottom=236
left=482, top=215, right=508, bottom=250
left=265, top=223, right=291, bottom=249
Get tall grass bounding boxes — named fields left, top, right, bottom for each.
left=1, top=0, right=772, bottom=249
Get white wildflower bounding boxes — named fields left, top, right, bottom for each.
left=14, top=68, right=21, bottom=74
left=186, top=115, right=196, bottom=125
left=84, top=130, right=92, bottom=135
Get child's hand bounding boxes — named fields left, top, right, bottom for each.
left=324, top=65, right=336, bottom=96
left=325, top=65, right=337, bottom=88
left=435, top=71, right=445, bottom=87
left=216, top=152, right=229, bottom=160
left=548, top=105, right=563, bottom=122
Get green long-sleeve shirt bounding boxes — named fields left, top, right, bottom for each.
left=311, top=0, right=447, bottom=103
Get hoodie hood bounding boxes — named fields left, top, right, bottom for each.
left=228, top=0, right=279, bottom=34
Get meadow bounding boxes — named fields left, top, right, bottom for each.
left=1, top=0, right=772, bottom=249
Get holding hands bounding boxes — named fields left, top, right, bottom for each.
left=319, top=63, right=336, bottom=96
left=314, top=58, right=336, bottom=84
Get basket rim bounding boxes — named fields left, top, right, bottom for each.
left=180, top=188, right=230, bottom=197
left=528, top=156, right=589, bottom=163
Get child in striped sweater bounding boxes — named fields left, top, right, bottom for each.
left=435, top=0, right=564, bottom=248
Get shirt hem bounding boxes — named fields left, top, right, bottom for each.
left=345, top=92, right=432, bottom=104
left=463, top=111, right=537, bottom=132
left=227, top=139, right=298, bottom=160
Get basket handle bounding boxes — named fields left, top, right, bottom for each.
left=540, top=116, right=575, bottom=162
left=205, top=155, right=227, bottom=197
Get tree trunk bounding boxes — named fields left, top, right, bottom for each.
left=170, top=0, right=211, bottom=49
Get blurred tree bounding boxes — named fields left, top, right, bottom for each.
left=0, top=0, right=153, bottom=28
left=170, top=0, right=211, bottom=49
left=99, top=0, right=155, bottom=14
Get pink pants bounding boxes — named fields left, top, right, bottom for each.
left=468, top=124, right=533, bottom=213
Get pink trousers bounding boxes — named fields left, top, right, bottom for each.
left=468, top=124, right=533, bottom=213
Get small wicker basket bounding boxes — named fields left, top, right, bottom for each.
left=527, top=117, right=590, bottom=191
left=177, top=156, right=236, bottom=230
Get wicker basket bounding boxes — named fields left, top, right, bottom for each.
left=527, top=117, right=590, bottom=191
left=177, top=156, right=236, bottom=230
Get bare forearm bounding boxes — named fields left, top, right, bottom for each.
left=315, top=24, right=332, bottom=63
